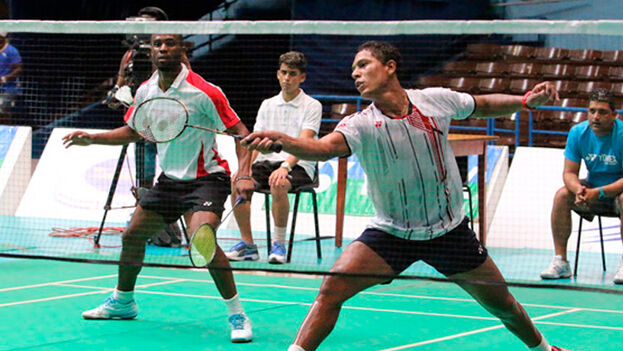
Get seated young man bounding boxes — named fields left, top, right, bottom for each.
left=541, top=89, right=623, bottom=284
left=226, top=51, right=321, bottom=264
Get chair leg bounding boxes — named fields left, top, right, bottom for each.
left=287, top=193, right=301, bottom=263
left=312, top=191, right=321, bottom=260
left=574, top=217, right=583, bottom=277
left=465, top=185, right=474, bottom=231
left=598, top=216, right=607, bottom=272
left=264, top=193, right=272, bottom=257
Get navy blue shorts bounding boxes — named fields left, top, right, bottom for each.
left=355, top=218, right=488, bottom=277
left=139, top=173, right=231, bottom=224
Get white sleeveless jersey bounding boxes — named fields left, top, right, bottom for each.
left=125, top=65, right=239, bottom=181
left=335, top=88, right=475, bottom=240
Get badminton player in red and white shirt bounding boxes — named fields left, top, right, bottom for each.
left=63, top=34, right=254, bottom=343
left=243, top=41, right=569, bottom=351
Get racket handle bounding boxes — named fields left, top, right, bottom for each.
left=269, top=142, right=283, bottom=153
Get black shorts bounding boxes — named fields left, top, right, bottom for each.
left=252, top=161, right=313, bottom=191
left=139, top=173, right=231, bottom=224
left=355, top=218, right=488, bottom=277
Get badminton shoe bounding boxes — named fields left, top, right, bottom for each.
left=82, top=295, right=138, bottom=320
left=540, top=255, right=572, bottom=279
left=551, top=346, right=570, bottom=351
left=225, top=241, right=259, bottom=261
left=228, top=313, right=253, bottom=343
left=613, top=259, right=623, bottom=284
left=268, top=242, right=286, bottom=264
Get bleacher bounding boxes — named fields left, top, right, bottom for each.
left=415, top=43, right=623, bottom=149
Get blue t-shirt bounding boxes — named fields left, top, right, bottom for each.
left=564, top=119, right=623, bottom=187
left=0, top=44, right=21, bottom=94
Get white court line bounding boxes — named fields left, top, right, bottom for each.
left=378, top=309, right=582, bottom=350
left=0, top=289, right=112, bottom=307
left=0, top=274, right=117, bottom=292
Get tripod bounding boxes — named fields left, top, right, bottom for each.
left=93, top=142, right=189, bottom=248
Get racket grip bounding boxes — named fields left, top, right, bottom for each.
left=269, top=142, right=283, bottom=153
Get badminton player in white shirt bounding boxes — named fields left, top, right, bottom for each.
left=63, top=34, right=254, bottom=343
left=226, top=51, right=322, bottom=264
left=243, top=41, right=569, bottom=351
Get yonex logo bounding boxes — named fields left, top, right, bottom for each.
left=375, top=121, right=383, bottom=127
left=203, top=201, right=212, bottom=207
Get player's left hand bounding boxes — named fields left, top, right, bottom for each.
left=525, top=81, right=559, bottom=108
left=577, top=187, right=600, bottom=204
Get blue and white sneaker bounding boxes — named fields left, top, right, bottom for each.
left=228, top=313, right=253, bottom=343
left=268, top=242, right=286, bottom=264
left=82, top=295, right=138, bottom=320
left=225, top=241, right=259, bottom=261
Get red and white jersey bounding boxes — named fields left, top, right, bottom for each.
left=125, top=64, right=239, bottom=180
left=335, top=88, right=475, bottom=240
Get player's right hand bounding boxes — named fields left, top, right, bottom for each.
left=242, top=131, right=287, bottom=154
left=62, top=131, right=94, bottom=148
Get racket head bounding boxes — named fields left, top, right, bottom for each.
left=131, top=97, right=189, bottom=143
left=188, top=223, right=217, bottom=267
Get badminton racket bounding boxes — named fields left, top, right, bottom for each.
left=188, top=195, right=247, bottom=267
left=129, top=96, right=282, bottom=152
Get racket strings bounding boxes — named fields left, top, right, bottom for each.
left=133, top=98, right=188, bottom=143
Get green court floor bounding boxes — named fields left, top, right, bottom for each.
left=1, top=259, right=621, bottom=350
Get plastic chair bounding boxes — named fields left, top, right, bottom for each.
left=550, top=80, right=578, bottom=97
left=442, top=61, right=477, bottom=76
left=534, top=47, right=569, bottom=63
left=477, top=78, right=509, bottom=93
left=508, top=79, right=539, bottom=94
left=577, top=81, right=611, bottom=98
left=508, top=63, right=542, bottom=78
left=474, top=62, right=509, bottom=77
left=601, top=50, right=623, bottom=64
left=464, top=43, right=503, bottom=60
left=500, top=45, right=535, bottom=61
left=257, top=166, right=321, bottom=263
left=448, top=77, right=479, bottom=94
left=416, top=75, right=449, bottom=88
left=572, top=209, right=614, bottom=276
left=574, top=65, right=607, bottom=81
left=568, top=49, right=602, bottom=63
left=608, top=66, right=623, bottom=81
left=540, top=64, right=573, bottom=79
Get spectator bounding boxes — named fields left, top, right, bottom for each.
left=0, top=32, right=22, bottom=125
left=541, top=89, right=623, bottom=284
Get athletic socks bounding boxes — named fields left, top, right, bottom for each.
left=530, top=336, right=551, bottom=351
left=287, top=345, right=306, bottom=351
left=113, top=289, right=134, bottom=303
left=274, top=226, right=287, bottom=243
left=224, top=293, right=243, bottom=315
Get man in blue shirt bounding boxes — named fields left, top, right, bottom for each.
left=541, top=89, right=623, bottom=284
left=0, top=32, right=22, bottom=125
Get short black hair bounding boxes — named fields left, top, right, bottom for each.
left=138, top=6, right=168, bottom=21
left=588, top=88, right=616, bottom=111
left=357, top=41, right=402, bottom=74
left=279, top=51, right=307, bottom=73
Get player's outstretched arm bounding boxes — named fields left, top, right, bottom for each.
left=472, top=81, right=559, bottom=118
left=62, top=126, right=141, bottom=148
left=242, top=131, right=350, bottom=161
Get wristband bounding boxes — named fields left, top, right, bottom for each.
left=599, top=187, right=607, bottom=200
left=0, top=76, right=6, bottom=83
left=280, top=161, right=292, bottom=172
left=521, top=91, right=533, bottom=109
left=234, top=176, right=253, bottom=183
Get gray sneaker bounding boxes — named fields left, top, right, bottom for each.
left=225, top=241, right=259, bottom=261
left=540, top=255, right=572, bottom=279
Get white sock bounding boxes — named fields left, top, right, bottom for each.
left=274, top=226, right=287, bottom=243
left=287, top=345, right=306, bottom=351
left=224, top=293, right=243, bottom=315
left=530, top=336, right=551, bottom=351
left=113, top=289, right=134, bottom=303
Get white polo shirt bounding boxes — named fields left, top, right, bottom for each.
left=335, top=88, right=475, bottom=240
left=125, top=64, right=240, bottom=181
left=253, top=89, right=322, bottom=179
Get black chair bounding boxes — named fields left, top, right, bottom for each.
left=572, top=209, right=614, bottom=276
left=256, top=165, right=321, bottom=262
